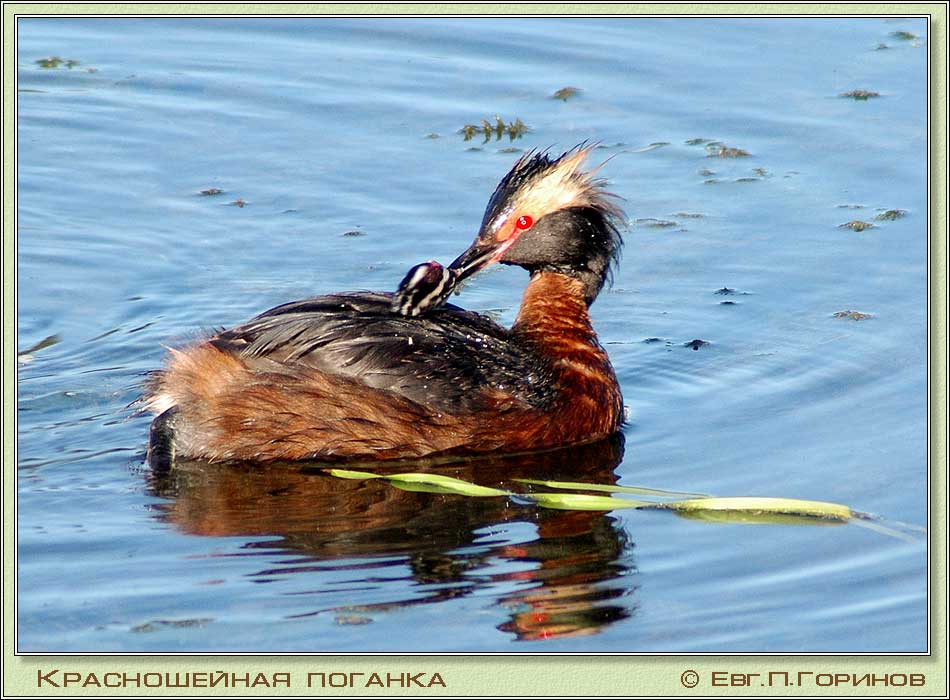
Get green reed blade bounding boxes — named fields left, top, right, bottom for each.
left=517, top=492, right=645, bottom=511
left=326, top=469, right=508, bottom=497
left=385, top=473, right=509, bottom=497
left=382, top=480, right=481, bottom=496
left=642, top=496, right=853, bottom=521
left=326, top=471, right=902, bottom=531
left=513, top=478, right=709, bottom=499
left=328, top=468, right=386, bottom=480
left=668, top=510, right=847, bottom=527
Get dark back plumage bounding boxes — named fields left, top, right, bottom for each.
left=209, top=292, right=557, bottom=413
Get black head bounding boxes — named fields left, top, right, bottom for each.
left=448, top=145, right=625, bottom=304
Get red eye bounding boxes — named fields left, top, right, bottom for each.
left=516, top=215, right=533, bottom=230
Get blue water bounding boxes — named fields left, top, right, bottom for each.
left=17, top=16, right=929, bottom=652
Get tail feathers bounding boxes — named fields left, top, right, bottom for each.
left=128, top=369, right=171, bottom=416
left=147, top=407, right=180, bottom=473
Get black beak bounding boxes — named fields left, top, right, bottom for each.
left=446, top=239, right=499, bottom=284
left=391, top=234, right=503, bottom=317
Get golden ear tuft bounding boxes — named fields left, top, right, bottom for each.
left=511, top=145, right=608, bottom=219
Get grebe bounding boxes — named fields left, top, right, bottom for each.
left=144, top=145, right=625, bottom=465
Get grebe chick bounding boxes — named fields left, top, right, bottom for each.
left=392, top=260, right=458, bottom=317
left=144, top=145, right=626, bottom=465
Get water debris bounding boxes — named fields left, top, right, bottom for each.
left=706, top=143, right=750, bottom=158
left=229, top=198, right=247, bottom=208
left=199, top=187, right=224, bottom=196
left=18, top=334, right=61, bottom=357
left=630, top=142, right=670, bottom=153
left=875, top=43, right=890, bottom=50
left=335, top=615, right=373, bottom=626
left=719, top=300, right=737, bottom=305
left=734, top=177, right=760, bottom=183
left=839, top=220, right=875, bottom=232
left=635, top=218, right=677, bottom=228
left=684, top=339, right=710, bottom=350
left=714, top=287, right=735, bottom=295
left=837, top=203, right=865, bottom=209
left=685, top=138, right=712, bottom=146
left=35, top=56, right=82, bottom=69
left=891, top=30, right=918, bottom=41
left=498, top=147, right=522, bottom=154
left=876, top=209, right=907, bottom=221
left=342, top=229, right=365, bottom=237
left=459, top=116, right=529, bottom=143
left=673, top=212, right=706, bottom=219
left=834, top=310, right=873, bottom=321
left=642, top=337, right=666, bottom=344
left=131, top=618, right=213, bottom=633
left=424, top=133, right=439, bottom=139
left=698, top=168, right=716, bottom=177
left=752, top=167, right=770, bottom=177
left=840, top=89, right=880, bottom=100
left=551, top=86, right=581, bottom=101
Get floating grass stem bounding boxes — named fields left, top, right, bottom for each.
left=640, top=496, right=854, bottom=522
left=514, top=477, right=710, bottom=499
left=326, top=471, right=904, bottom=537
left=327, top=469, right=508, bottom=497
left=517, top=492, right=644, bottom=511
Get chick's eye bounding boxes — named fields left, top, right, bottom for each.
left=516, top=215, right=533, bottom=230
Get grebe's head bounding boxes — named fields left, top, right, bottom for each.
left=449, top=145, right=625, bottom=304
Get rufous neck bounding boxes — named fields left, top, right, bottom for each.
left=512, top=272, right=597, bottom=344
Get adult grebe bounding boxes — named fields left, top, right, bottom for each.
left=144, top=145, right=625, bottom=465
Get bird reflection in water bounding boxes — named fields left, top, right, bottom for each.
left=145, top=434, right=635, bottom=643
